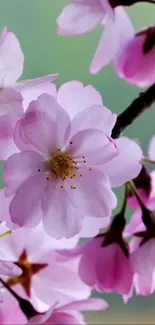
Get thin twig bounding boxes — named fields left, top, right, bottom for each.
left=112, top=83, right=155, bottom=138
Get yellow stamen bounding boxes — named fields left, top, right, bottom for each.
left=0, top=230, right=12, bottom=239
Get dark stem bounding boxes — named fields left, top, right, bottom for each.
left=0, top=278, right=38, bottom=320
left=128, top=181, right=153, bottom=229
left=112, top=83, right=155, bottom=138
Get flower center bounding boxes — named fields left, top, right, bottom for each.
left=7, top=250, right=47, bottom=297
left=45, top=150, right=77, bottom=180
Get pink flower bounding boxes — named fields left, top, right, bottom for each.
left=0, top=223, right=90, bottom=312
left=114, top=25, right=155, bottom=87
left=128, top=135, right=155, bottom=209
left=78, top=236, right=133, bottom=295
left=124, top=204, right=155, bottom=297
left=53, top=81, right=143, bottom=189
left=61, top=210, right=133, bottom=296
left=3, top=89, right=142, bottom=238
left=4, top=94, right=118, bottom=238
left=0, top=27, right=58, bottom=160
left=57, top=2, right=134, bottom=74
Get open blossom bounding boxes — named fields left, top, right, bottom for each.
left=0, top=27, right=58, bottom=160
left=3, top=86, right=142, bottom=238
left=0, top=223, right=90, bottom=312
left=114, top=25, right=155, bottom=87
left=57, top=1, right=134, bottom=74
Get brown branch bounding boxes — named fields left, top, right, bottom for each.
left=112, top=83, right=155, bottom=139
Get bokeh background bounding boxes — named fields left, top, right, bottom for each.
left=0, top=0, right=155, bottom=323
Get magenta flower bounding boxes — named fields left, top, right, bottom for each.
left=0, top=27, right=58, bottom=160
left=77, top=235, right=133, bottom=295
left=57, top=2, right=134, bottom=74
left=114, top=25, right=155, bottom=87
left=0, top=223, right=90, bottom=312
left=60, top=209, right=134, bottom=296
left=128, top=135, right=155, bottom=209
left=124, top=203, right=155, bottom=297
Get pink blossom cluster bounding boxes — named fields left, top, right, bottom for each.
left=0, top=0, right=155, bottom=323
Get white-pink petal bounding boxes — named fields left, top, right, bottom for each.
left=14, top=74, right=58, bottom=111
left=0, top=27, right=24, bottom=87
left=42, top=183, right=84, bottom=239
left=4, top=151, right=44, bottom=196
left=57, top=81, right=103, bottom=119
left=9, top=174, right=47, bottom=227
left=102, top=137, right=142, bottom=187
left=71, top=104, right=117, bottom=136
left=148, top=135, right=155, bottom=161
left=57, top=4, right=104, bottom=35
left=90, top=7, right=134, bottom=74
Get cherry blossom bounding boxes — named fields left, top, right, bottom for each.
left=3, top=91, right=143, bottom=238
left=128, top=135, right=155, bottom=208
left=0, top=223, right=90, bottom=312
left=124, top=190, right=155, bottom=297
left=57, top=2, right=134, bottom=74
left=60, top=210, right=133, bottom=295
left=114, top=25, right=155, bottom=87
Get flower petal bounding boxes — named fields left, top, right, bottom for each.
left=0, top=115, right=19, bottom=160
left=62, top=297, right=109, bottom=312
left=0, top=27, right=24, bottom=87
left=0, top=88, right=23, bottom=118
left=4, top=151, right=44, bottom=196
left=79, top=215, right=110, bottom=238
left=0, top=260, right=22, bottom=276
left=57, top=4, right=104, bottom=35
left=102, top=137, right=142, bottom=187
left=79, top=238, right=102, bottom=287
left=90, top=7, right=134, bottom=74
left=66, top=168, right=117, bottom=218
left=57, top=81, right=103, bottom=119
left=42, top=183, right=84, bottom=239
left=96, top=244, right=133, bottom=294
left=14, top=74, right=58, bottom=111
left=67, top=129, right=118, bottom=165
left=0, top=189, right=18, bottom=229
left=9, top=174, right=47, bottom=227
left=71, top=104, right=117, bottom=136
left=19, top=94, right=71, bottom=155
left=148, top=135, right=155, bottom=160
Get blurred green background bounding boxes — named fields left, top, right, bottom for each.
left=0, top=0, right=155, bottom=323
